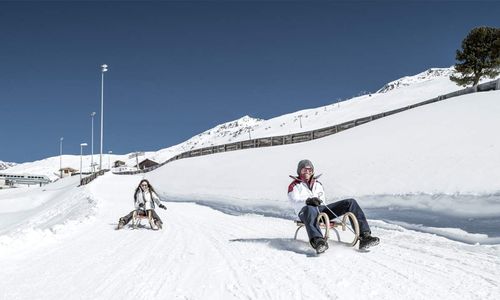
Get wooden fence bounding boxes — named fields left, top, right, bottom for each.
left=79, top=169, right=108, bottom=186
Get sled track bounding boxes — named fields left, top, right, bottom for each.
left=1, top=174, right=499, bottom=299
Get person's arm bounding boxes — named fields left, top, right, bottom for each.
left=301, top=182, right=325, bottom=206
left=288, top=182, right=309, bottom=215
left=316, top=182, right=326, bottom=203
left=151, top=191, right=159, bottom=203
left=288, top=183, right=305, bottom=203
left=134, top=190, right=145, bottom=209
left=152, top=191, right=167, bottom=210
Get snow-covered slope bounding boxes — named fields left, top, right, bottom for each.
left=213, top=67, right=465, bottom=140
left=146, top=91, right=500, bottom=243
left=0, top=149, right=499, bottom=299
left=0, top=176, right=91, bottom=240
left=2, top=154, right=126, bottom=181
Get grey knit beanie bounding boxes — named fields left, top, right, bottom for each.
left=297, top=159, right=314, bottom=175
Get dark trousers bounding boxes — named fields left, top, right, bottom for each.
left=120, top=209, right=163, bottom=225
left=298, top=198, right=371, bottom=241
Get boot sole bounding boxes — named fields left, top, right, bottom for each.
left=359, top=239, right=380, bottom=250
left=316, top=244, right=329, bottom=254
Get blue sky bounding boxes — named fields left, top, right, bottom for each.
left=1, top=1, right=499, bottom=163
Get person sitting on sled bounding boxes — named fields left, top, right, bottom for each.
left=288, top=159, right=379, bottom=253
left=116, top=179, right=166, bottom=230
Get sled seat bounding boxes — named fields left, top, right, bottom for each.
left=294, top=219, right=337, bottom=227
left=294, top=212, right=360, bottom=247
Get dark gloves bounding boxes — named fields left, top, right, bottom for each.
left=306, top=197, right=322, bottom=207
left=159, top=204, right=167, bottom=210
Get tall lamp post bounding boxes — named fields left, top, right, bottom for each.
left=99, top=64, right=108, bottom=171
left=59, top=137, right=64, bottom=178
left=108, top=150, right=113, bottom=170
left=80, top=143, right=88, bottom=182
left=91, top=112, right=96, bottom=173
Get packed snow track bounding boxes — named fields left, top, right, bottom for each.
left=0, top=174, right=499, bottom=300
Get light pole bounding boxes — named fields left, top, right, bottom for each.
left=108, top=150, right=112, bottom=170
left=91, top=112, right=96, bottom=173
left=80, top=143, right=88, bottom=182
left=59, top=137, right=64, bottom=178
left=100, top=64, right=108, bottom=171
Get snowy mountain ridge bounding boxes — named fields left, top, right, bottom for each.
left=376, top=67, right=455, bottom=93
left=1, top=116, right=265, bottom=180
left=148, top=115, right=263, bottom=165
left=0, top=161, right=17, bottom=171
left=173, top=115, right=263, bottom=150
left=150, top=66, right=461, bottom=164
left=3, top=65, right=493, bottom=180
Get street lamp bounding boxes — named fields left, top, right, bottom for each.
left=91, top=112, right=96, bottom=173
left=100, top=64, right=108, bottom=171
left=80, top=143, right=88, bottom=182
left=59, top=137, right=64, bottom=178
left=108, top=150, right=112, bottom=170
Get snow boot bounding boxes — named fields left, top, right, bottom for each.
left=116, top=218, right=125, bottom=230
left=311, top=237, right=329, bottom=254
left=359, top=233, right=380, bottom=250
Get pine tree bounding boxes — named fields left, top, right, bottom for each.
left=493, top=36, right=500, bottom=61
left=450, top=27, right=500, bottom=87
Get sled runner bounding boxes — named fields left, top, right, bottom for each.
left=132, top=210, right=157, bottom=230
left=294, top=212, right=360, bottom=247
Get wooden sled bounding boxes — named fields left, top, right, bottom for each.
left=294, top=212, right=360, bottom=247
left=132, top=210, right=157, bottom=230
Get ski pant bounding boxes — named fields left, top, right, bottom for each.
left=120, top=209, right=163, bottom=225
left=298, top=198, right=371, bottom=241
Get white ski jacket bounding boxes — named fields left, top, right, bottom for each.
left=287, top=176, right=326, bottom=216
left=134, top=189, right=162, bottom=210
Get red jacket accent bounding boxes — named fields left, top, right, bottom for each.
left=288, top=179, right=301, bottom=193
left=288, top=175, right=317, bottom=192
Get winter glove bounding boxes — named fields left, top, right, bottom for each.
left=305, top=197, right=322, bottom=207
left=159, top=204, right=167, bottom=210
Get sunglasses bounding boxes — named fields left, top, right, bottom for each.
left=301, top=167, right=314, bottom=173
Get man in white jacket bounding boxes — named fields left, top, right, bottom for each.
left=288, top=159, right=379, bottom=253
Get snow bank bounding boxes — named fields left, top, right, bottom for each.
left=0, top=176, right=98, bottom=255
left=147, top=91, right=500, bottom=243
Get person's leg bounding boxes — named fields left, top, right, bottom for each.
left=117, top=210, right=136, bottom=229
left=324, top=198, right=371, bottom=235
left=324, top=199, right=379, bottom=249
left=120, top=210, right=136, bottom=225
left=298, top=205, right=323, bottom=242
